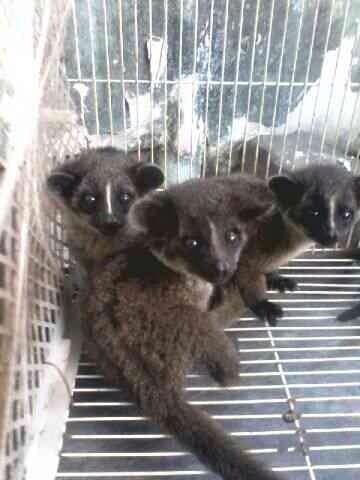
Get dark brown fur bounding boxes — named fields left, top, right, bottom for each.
left=338, top=301, right=360, bottom=322
left=213, top=164, right=360, bottom=326
left=46, top=146, right=164, bottom=383
left=46, top=146, right=163, bottom=271
left=82, top=177, right=278, bottom=480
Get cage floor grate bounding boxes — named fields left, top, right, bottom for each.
left=56, top=251, right=360, bottom=480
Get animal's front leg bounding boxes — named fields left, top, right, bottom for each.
left=266, top=271, right=297, bottom=293
left=195, top=316, right=239, bottom=386
left=237, top=271, right=283, bottom=326
left=337, top=303, right=360, bottom=322
left=209, top=279, right=246, bottom=329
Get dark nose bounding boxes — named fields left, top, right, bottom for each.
left=99, top=215, right=123, bottom=236
left=214, top=261, right=232, bottom=283
left=323, top=233, right=338, bottom=246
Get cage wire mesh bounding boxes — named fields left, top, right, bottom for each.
left=0, top=1, right=87, bottom=479
left=65, top=0, right=360, bottom=179
left=1, top=0, right=360, bottom=479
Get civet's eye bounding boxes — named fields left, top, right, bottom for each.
left=225, top=230, right=240, bottom=243
left=309, top=208, right=320, bottom=217
left=183, top=237, right=201, bottom=250
left=119, top=192, right=132, bottom=203
left=225, top=230, right=239, bottom=243
left=80, top=193, right=97, bottom=213
left=340, top=207, right=353, bottom=222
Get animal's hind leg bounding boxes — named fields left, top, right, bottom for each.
left=196, top=316, right=239, bottom=386
left=266, top=271, right=297, bottom=292
left=237, top=271, right=283, bottom=326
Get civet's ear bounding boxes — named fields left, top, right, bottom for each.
left=269, top=175, right=304, bottom=209
left=46, top=156, right=88, bottom=198
left=129, top=162, right=164, bottom=194
left=129, top=191, right=178, bottom=238
left=238, top=202, right=274, bottom=223
left=233, top=198, right=276, bottom=236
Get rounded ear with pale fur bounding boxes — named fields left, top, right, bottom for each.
left=129, top=163, right=164, bottom=194
left=268, top=175, right=304, bottom=208
left=235, top=201, right=277, bottom=236
left=129, top=191, right=178, bottom=238
left=238, top=202, right=275, bottom=223
left=46, top=158, right=89, bottom=198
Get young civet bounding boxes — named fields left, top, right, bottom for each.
left=46, top=146, right=164, bottom=271
left=222, top=164, right=360, bottom=326
left=46, top=146, right=164, bottom=372
left=83, top=176, right=278, bottom=480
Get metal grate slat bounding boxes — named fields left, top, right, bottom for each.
left=56, top=251, right=360, bottom=479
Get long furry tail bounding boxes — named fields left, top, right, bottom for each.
left=88, top=331, right=278, bottom=479
left=143, top=388, right=279, bottom=480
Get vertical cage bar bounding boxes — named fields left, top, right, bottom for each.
left=201, top=0, right=215, bottom=177
left=332, top=60, right=357, bottom=162
left=254, top=0, right=275, bottom=175
left=1, top=178, right=31, bottom=480
left=214, top=0, right=230, bottom=175
left=163, top=0, right=168, bottom=184
left=240, top=0, right=261, bottom=172
left=228, top=0, right=246, bottom=174
left=291, top=0, right=321, bottom=164
left=331, top=23, right=360, bottom=161
left=102, top=0, right=114, bottom=141
left=133, top=0, right=141, bottom=158
left=190, top=0, right=199, bottom=177
left=319, top=0, right=351, bottom=161
left=278, top=0, right=307, bottom=169
left=344, top=89, right=360, bottom=160
left=148, top=0, right=154, bottom=162
left=117, top=0, right=128, bottom=150
left=176, top=0, right=184, bottom=182
left=264, top=323, right=317, bottom=480
left=70, top=0, right=86, bottom=128
left=301, top=0, right=336, bottom=164
left=267, top=0, right=290, bottom=176
left=19, top=180, right=34, bottom=480
left=86, top=0, right=100, bottom=135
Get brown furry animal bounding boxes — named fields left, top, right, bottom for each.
left=213, top=164, right=360, bottom=326
left=83, top=176, right=279, bottom=480
left=46, top=146, right=164, bottom=368
left=46, top=146, right=164, bottom=271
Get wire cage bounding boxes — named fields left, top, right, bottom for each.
left=1, top=1, right=360, bottom=479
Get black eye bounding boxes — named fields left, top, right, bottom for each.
left=340, top=207, right=353, bottom=222
left=183, top=237, right=201, bottom=250
left=309, top=209, right=320, bottom=217
left=80, top=193, right=97, bottom=212
left=225, top=230, right=239, bottom=243
left=119, top=192, right=132, bottom=203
